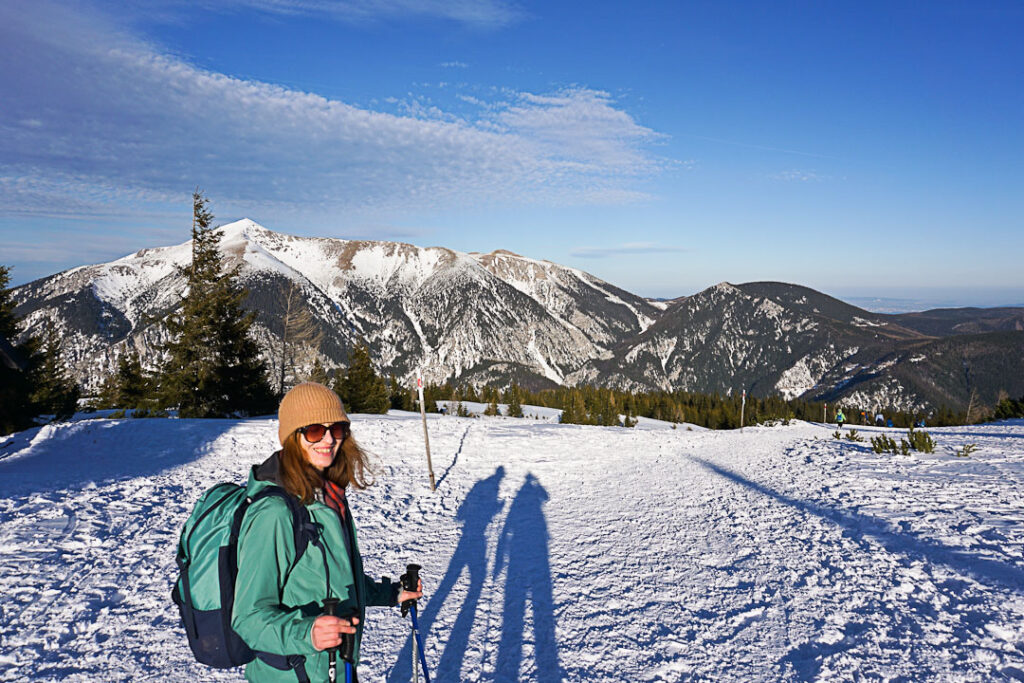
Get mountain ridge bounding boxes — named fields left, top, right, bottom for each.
left=11, top=219, right=1024, bottom=413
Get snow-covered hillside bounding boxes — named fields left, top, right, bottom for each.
left=1, top=414, right=1023, bottom=681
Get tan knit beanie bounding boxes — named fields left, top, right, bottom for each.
left=277, top=382, right=350, bottom=445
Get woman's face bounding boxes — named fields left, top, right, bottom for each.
left=299, top=424, right=342, bottom=471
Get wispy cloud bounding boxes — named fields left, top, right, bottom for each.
left=0, top=1, right=665, bottom=228
left=571, top=243, right=690, bottom=259
left=769, top=170, right=829, bottom=182
left=440, top=61, right=470, bottom=68
left=157, top=0, right=524, bottom=29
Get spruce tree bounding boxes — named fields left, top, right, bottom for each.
left=95, top=349, right=148, bottom=409
left=157, top=190, right=275, bottom=417
left=484, top=396, right=500, bottom=416
left=305, top=358, right=330, bottom=385
left=1, top=265, right=43, bottom=434
left=30, top=320, right=80, bottom=421
left=506, top=384, right=524, bottom=418
left=333, top=342, right=389, bottom=414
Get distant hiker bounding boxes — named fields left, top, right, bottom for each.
left=875, top=413, right=885, bottom=427
left=232, top=382, right=423, bottom=682
left=860, top=411, right=867, bottom=425
left=887, top=418, right=894, bottom=428
left=835, top=409, right=846, bottom=429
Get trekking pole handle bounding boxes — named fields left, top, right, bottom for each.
left=400, top=563, right=422, bottom=618
left=339, top=609, right=358, bottom=663
left=322, top=598, right=340, bottom=683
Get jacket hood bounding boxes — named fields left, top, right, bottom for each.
left=245, top=451, right=287, bottom=495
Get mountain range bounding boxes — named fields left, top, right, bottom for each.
left=11, top=219, right=1024, bottom=414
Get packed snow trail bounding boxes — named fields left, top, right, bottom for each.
left=1, top=415, right=1023, bottom=681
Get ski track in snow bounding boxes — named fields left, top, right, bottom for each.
left=2, top=415, right=1024, bottom=681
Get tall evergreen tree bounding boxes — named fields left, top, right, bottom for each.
left=157, top=190, right=275, bottom=417
left=506, top=384, right=524, bottom=418
left=333, top=342, right=389, bottom=414
left=30, top=320, right=80, bottom=421
left=1, top=265, right=43, bottom=434
left=94, top=349, right=149, bottom=409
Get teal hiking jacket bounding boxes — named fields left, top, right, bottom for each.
left=231, top=453, right=398, bottom=682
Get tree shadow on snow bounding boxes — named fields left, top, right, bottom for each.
left=491, top=473, right=563, bottom=682
left=691, top=456, right=1024, bottom=678
left=388, top=466, right=506, bottom=682
left=0, top=418, right=245, bottom=497
left=691, top=457, right=1024, bottom=594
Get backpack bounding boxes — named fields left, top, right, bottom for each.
left=171, top=481, right=320, bottom=669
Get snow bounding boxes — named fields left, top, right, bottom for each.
left=2, top=415, right=1024, bottom=681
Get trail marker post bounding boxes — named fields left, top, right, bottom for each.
left=740, top=389, right=746, bottom=432
left=416, top=375, right=436, bottom=492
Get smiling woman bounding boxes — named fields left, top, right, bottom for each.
left=231, top=382, right=423, bottom=682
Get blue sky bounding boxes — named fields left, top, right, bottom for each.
left=1, top=0, right=1022, bottom=308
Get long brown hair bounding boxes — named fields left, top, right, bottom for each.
left=279, top=428, right=372, bottom=504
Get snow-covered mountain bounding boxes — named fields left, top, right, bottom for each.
left=10, top=220, right=1024, bottom=412
left=11, top=220, right=659, bottom=392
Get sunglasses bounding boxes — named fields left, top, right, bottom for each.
left=298, top=421, right=350, bottom=444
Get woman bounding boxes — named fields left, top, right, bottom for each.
left=232, top=382, right=422, bottom=682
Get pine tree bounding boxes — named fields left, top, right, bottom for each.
left=157, top=190, right=275, bottom=417
left=388, top=375, right=414, bottom=411
left=305, top=357, right=330, bottom=385
left=333, top=342, right=389, bottom=414
left=506, top=384, right=524, bottom=418
left=30, top=320, right=80, bottom=421
left=1, top=265, right=44, bottom=434
left=484, top=396, right=500, bottom=416
left=95, top=349, right=148, bottom=409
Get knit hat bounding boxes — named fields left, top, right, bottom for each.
left=278, top=382, right=349, bottom=445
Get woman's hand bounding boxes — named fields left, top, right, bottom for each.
left=311, top=614, right=359, bottom=651
left=397, top=578, right=424, bottom=605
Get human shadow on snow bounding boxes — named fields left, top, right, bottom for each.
left=388, top=470, right=563, bottom=682
left=388, top=466, right=506, bottom=682
left=491, top=473, right=563, bottom=682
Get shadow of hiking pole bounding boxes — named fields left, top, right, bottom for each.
left=387, top=467, right=505, bottom=682
left=492, top=473, right=563, bottom=682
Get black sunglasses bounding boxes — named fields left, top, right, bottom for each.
left=298, top=421, right=350, bottom=444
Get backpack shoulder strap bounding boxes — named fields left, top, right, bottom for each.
left=248, top=486, right=318, bottom=565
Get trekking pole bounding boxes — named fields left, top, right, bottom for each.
left=322, top=598, right=340, bottom=683
left=339, top=611, right=357, bottom=683
left=401, top=563, right=431, bottom=683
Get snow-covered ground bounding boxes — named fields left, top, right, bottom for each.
left=1, top=413, right=1023, bottom=681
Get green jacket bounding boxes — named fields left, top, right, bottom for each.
left=232, top=453, right=398, bottom=682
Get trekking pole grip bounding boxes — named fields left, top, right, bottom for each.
left=400, top=563, right=421, bottom=618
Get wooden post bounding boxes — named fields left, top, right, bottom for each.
left=416, top=374, right=436, bottom=492
left=740, top=389, right=746, bottom=432
left=823, top=402, right=827, bottom=424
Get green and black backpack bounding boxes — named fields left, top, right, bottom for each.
left=171, top=481, right=320, bottom=672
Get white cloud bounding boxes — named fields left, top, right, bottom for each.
left=769, top=170, right=828, bottom=182
left=160, top=0, right=523, bottom=28
left=0, top=1, right=666, bottom=226
left=571, top=243, right=689, bottom=259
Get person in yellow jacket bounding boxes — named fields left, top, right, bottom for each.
left=232, top=382, right=422, bottom=682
